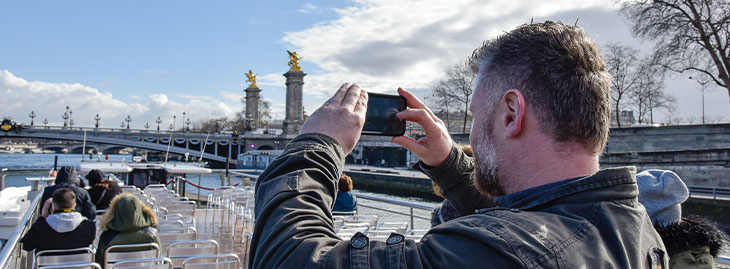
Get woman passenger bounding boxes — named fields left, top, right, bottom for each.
left=333, top=174, right=357, bottom=214
left=86, top=169, right=122, bottom=210
left=95, top=193, right=160, bottom=265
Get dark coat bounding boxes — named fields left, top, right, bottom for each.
left=333, top=191, right=357, bottom=212
left=250, top=134, right=668, bottom=268
left=88, top=182, right=122, bottom=210
left=21, top=213, right=96, bottom=252
left=40, top=167, right=97, bottom=220
left=96, top=195, right=161, bottom=265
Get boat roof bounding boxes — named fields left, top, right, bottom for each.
left=79, top=162, right=211, bottom=174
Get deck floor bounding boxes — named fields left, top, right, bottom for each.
left=193, top=208, right=251, bottom=268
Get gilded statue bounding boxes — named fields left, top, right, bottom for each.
left=245, top=70, right=258, bottom=88
left=287, top=50, right=302, bottom=71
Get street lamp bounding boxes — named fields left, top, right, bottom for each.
left=62, top=106, right=70, bottom=128
left=43, top=118, right=48, bottom=128
left=120, top=121, right=125, bottom=129
left=182, top=112, right=186, bottom=131
left=168, top=123, right=174, bottom=131
left=689, top=76, right=709, bottom=124
left=94, top=114, right=101, bottom=129
left=156, top=116, right=162, bottom=132
left=69, top=119, right=75, bottom=129
left=185, top=118, right=191, bottom=132
left=29, top=111, right=36, bottom=126
left=125, top=115, right=132, bottom=130
left=145, top=122, right=150, bottom=131
left=173, top=115, right=177, bottom=131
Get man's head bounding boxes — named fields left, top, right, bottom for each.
left=52, top=188, right=76, bottom=210
left=467, top=21, right=611, bottom=197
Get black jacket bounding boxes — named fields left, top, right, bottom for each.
left=250, top=134, right=668, bottom=268
left=40, top=167, right=97, bottom=220
left=21, top=212, right=96, bottom=252
left=88, top=182, right=122, bottom=210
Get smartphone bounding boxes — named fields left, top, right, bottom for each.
left=362, top=93, right=407, bottom=136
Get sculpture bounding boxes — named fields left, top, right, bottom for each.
left=287, top=50, right=302, bottom=71
left=245, top=70, right=258, bottom=88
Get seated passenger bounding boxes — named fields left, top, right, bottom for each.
left=40, top=166, right=96, bottom=220
left=95, top=193, right=160, bottom=265
left=333, top=174, right=357, bottom=213
left=21, top=188, right=96, bottom=252
left=86, top=169, right=122, bottom=210
left=637, top=169, right=728, bottom=269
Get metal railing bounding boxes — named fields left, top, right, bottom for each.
left=355, top=193, right=435, bottom=230
left=687, top=185, right=730, bottom=200
left=0, top=188, right=43, bottom=269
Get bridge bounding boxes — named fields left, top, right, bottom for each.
left=1, top=125, right=294, bottom=167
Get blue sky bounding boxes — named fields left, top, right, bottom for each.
left=1, top=0, right=728, bottom=128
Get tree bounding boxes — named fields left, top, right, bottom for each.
left=620, top=0, right=730, bottom=103
left=605, top=43, right=642, bottom=127
left=629, top=58, right=675, bottom=124
left=196, top=117, right=228, bottom=133
left=432, top=83, right=455, bottom=132
left=434, top=64, right=475, bottom=133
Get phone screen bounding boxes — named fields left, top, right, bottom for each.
left=362, top=93, right=407, bottom=136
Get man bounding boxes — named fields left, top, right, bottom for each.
left=250, top=21, right=667, bottom=268
left=40, top=166, right=96, bottom=220
left=22, top=188, right=96, bottom=252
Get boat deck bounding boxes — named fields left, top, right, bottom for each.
left=191, top=208, right=251, bottom=267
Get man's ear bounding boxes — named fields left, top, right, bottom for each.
left=500, top=90, right=526, bottom=138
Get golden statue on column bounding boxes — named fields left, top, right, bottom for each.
left=287, top=50, right=302, bottom=71
left=245, top=70, right=258, bottom=88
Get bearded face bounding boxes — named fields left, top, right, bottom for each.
left=471, top=110, right=506, bottom=198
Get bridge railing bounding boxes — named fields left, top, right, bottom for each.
left=687, top=185, right=730, bottom=200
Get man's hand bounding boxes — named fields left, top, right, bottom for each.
left=391, top=88, right=452, bottom=167
left=41, top=198, right=53, bottom=218
left=300, top=83, right=368, bottom=155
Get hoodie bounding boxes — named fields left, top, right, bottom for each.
left=20, top=211, right=96, bottom=252
left=40, top=166, right=97, bottom=219
left=96, top=194, right=161, bottom=265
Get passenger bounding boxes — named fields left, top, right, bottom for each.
left=333, top=174, right=357, bottom=213
left=430, top=145, right=493, bottom=227
left=86, top=169, right=122, bottom=210
left=636, top=169, right=728, bottom=269
left=95, top=193, right=160, bottom=265
left=21, top=188, right=96, bottom=252
left=249, top=21, right=667, bottom=268
left=40, top=166, right=96, bottom=220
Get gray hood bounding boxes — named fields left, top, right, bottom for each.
left=45, top=212, right=86, bottom=233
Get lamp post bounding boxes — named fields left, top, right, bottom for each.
left=120, top=121, right=125, bottom=129
left=145, top=122, right=150, bottom=131
left=182, top=112, right=186, bottom=132
left=29, top=111, right=36, bottom=126
left=94, top=114, right=101, bottom=129
left=62, top=106, right=70, bottom=128
left=168, top=123, right=174, bottom=131
left=125, top=115, right=132, bottom=130
left=185, top=118, right=191, bottom=133
left=689, top=76, right=709, bottom=124
left=43, top=118, right=48, bottom=129
left=173, top=115, right=177, bottom=131
left=156, top=116, right=162, bottom=132
left=69, top=119, right=75, bottom=129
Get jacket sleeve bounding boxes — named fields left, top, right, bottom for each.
left=413, top=144, right=494, bottom=217
left=250, top=134, right=518, bottom=268
left=20, top=218, right=44, bottom=251
left=80, top=191, right=97, bottom=220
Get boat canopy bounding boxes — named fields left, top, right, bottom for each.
left=79, top=162, right=211, bottom=174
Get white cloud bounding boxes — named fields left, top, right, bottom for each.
left=275, top=0, right=728, bottom=122
left=0, top=70, right=241, bottom=129
left=297, top=3, right=323, bottom=13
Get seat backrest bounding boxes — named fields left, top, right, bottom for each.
left=349, top=215, right=378, bottom=227
left=35, top=247, right=94, bottom=268
left=110, top=257, right=173, bottom=269
left=105, top=243, right=161, bottom=269
left=181, top=254, right=240, bottom=269
left=157, top=220, right=185, bottom=229
left=39, top=262, right=101, bottom=269
left=167, top=240, right=219, bottom=268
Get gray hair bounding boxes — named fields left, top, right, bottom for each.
left=467, top=21, right=611, bottom=153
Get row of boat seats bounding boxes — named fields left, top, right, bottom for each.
left=333, top=215, right=428, bottom=242
left=35, top=241, right=240, bottom=269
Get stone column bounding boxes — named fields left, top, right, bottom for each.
left=283, top=70, right=306, bottom=135
left=245, top=86, right=261, bottom=130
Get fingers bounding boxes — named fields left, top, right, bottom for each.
left=341, top=84, right=362, bottom=109
left=353, top=89, right=368, bottom=115
left=396, top=109, right=443, bottom=136
left=328, top=83, right=351, bottom=106
left=390, top=136, right=425, bottom=153
left=398, top=87, right=439, bottom=120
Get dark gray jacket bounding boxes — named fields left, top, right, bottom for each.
left=251, top=134, right=668, bottom=268
left=40, top=166, right=97, bottom=220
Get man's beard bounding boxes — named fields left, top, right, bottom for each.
left=472, top=130, right=506, bottom=198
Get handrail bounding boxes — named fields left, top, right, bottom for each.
left=717, top=256, right=730, bottom=266
left=356, top=193, right=435, bottom=211
left=687, top=185, right=730, bottom=200
left=0, top=187, right=43, bottom=268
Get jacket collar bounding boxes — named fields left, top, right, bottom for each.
left=493, top=166, right=638, bottom=210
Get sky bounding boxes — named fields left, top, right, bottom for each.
left=1, top=0, right=728, bottom=129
